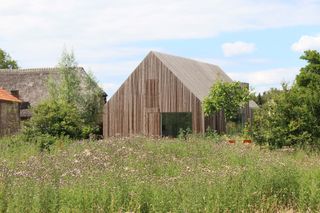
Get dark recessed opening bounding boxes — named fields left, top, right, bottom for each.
left=10, top=90, right=19, bottom=99
left=161, top=112, right=192, bottom=137
left=20, top=102, right=30, bottom=110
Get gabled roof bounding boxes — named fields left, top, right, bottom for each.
left=0, top=67, right=106, bottom=118
left=0, top=88, right=21, bottom=103
left=0, top=67, right=93, bottom=105
left=152, top=51, right=232, bottom=101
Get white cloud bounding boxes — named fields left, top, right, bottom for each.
left=82, top=60, right=140, bottom=79
left=0, top=0, right=319, bottom=95
left=1, top=0, right=320, bottom=46
left=227, top=67, right=300, bottom=93
left=291, top=35, right=320, bottom=52
left=222, top=42, right=256, bottom=57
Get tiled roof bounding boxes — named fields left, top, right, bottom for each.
left=0, top=88, right=21, bottom=103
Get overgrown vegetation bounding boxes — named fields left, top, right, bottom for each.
left=202, top=81, right=251, bottom=135
left=1, top=49, right=320, bottom=212
left=253, top=50, right=320, bottom=149
left=202, top=81, right=251, bottom=121
left=23, top=49, right=104, bottom=144
left=0, top=136, right=320, bottom=212
left=253, top=88, right=283, bottom=106
left=0, top=48, right=19, bottom=69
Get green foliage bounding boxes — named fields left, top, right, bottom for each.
left=253, top=88, right=283, bottom=106
left=24, top=100, right=83, bottom=139
left=242, top=122, right=251, bottom=138
left=177, top=127, right=192, bottom=140
left=299, top=50, right=320, bottom=75
left=55, top=50, right=81, bottom=104
left=81, top=72, right=105, bottom=129
left=0, top=48, right=19, bottom=69
left=53, top=49, right=104, bottom=134
left=204, top=126, right=221, bottom=142
left=254, top=50, right=320, bottom=149
left=24, top=49, right=104, bottom=142
left=202, top=81, right=251, bottom=121
left=1, top=136, right=320, bottom=212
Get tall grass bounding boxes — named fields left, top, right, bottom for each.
left=0, top=135, right=320, bottom=212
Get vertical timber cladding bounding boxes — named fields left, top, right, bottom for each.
left=104, top=52, right=206, bottom=137
left=156, top=53, right=204, bottom=135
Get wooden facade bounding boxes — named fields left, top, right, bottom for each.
left=103, top=51, right=251, bottom=137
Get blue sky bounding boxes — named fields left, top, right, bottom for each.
left=1, top=0, right=320, bottom=97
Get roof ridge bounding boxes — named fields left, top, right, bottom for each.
left=151, top=51, right=218, bottom=67
left=151, top=51, right=233, bottom=101
left=0, top=67, right=84, bottom=73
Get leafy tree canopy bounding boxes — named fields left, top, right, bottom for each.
left=202, top=81, right=251, bottom=122
left=253, top=50, right=320, bottom=149
left=252, top=88, right=283, bottom=106
left=23, top=99, right=83, bottom=139
left=0, top=48, right=19, bottom=69
left=24, top=49, right=105, bottom=140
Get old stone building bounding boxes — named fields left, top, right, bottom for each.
left=0, top=68, right=107, bottom=120
left=0, top=88, right=21, bottom=137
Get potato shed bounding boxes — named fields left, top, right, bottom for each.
left=104, top=51, right=256, bottom=137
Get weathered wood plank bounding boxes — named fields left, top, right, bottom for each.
left=103, top=52, right=251, bottom=137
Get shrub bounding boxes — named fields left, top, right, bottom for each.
left=177, top=128, right=192, bottom=140
left=23, top=100, right=83, bottom=139
left=253, top=50, right=320, bottom=150
left=204, top=126, right=221, bottom=142
left=202, top=81, right=251, bottom=134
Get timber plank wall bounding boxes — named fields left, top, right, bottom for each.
left=103, top=52, right=226, bottom=137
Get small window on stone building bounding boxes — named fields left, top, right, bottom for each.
left=20, top=102, right=30, bottom=110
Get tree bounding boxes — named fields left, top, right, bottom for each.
left=23, top=100, right=83, bottom=139
left=202, top=81, right=251, bottom=131
left=253, top=50, right=320, bottom=149
left=0, top=48, right=19, bottom=69
left=53, top=50, right=104, bottom=135
left=56, top=50, right=81, bottom=104
left=25, top=49, right=104, bottom=139
left=256, top=93, right=263, bottom=106
left=252, top=88, right=283, bottom=106
left=81, top=72, right=105, bottom=130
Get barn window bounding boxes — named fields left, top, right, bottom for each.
left=161, top=112, right=192, bottom=137
left=145, top=79, right=159, bottom=108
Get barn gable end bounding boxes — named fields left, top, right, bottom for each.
left=104, top=51, right=228, bottom=137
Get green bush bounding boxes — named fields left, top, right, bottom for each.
left=204, top=126, right=221, bottom=142
left=27, top=49, right=105, bottom=142
left=253, top=50, right=320, bottom=149
left=24, top=100, right=83, bottom=139
left=177, top=127, right=192, bottom=140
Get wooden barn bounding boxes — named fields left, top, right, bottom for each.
left=0, top=88, right=21, bottom=137
left=103, top=51, right=254, bottom=137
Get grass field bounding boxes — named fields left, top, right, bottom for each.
left=1, top=135, right=320, bottom=212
